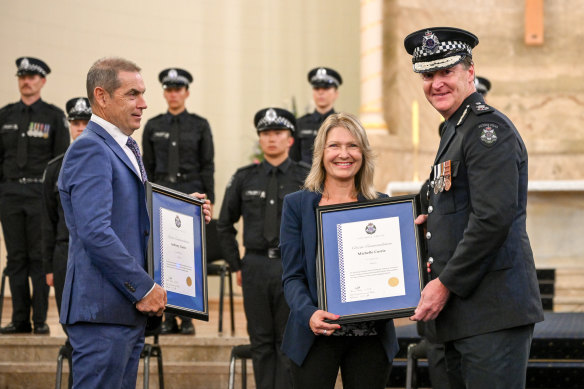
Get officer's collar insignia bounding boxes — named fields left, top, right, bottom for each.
left=479, top=123, right=498, bottom=146
left=422, top=30, right=440, bottom=54
left=265, top=108, right=277, bottom=123
left=168, top=69, right=178, bottom=79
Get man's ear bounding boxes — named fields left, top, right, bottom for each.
left=93, top=87, right=108, bottom=108
left=288, top=132, right=295, bottom=147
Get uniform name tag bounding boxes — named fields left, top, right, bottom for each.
left=153, top=132, right=170, bottom=139
left=244, top=190, right=265, bottom=198
left=1, top=123, right=18, bottom=131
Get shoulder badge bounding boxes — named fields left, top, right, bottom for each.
left=470, top=101, right=494, bottom=115
left=478, top=123, right=498, bottom=147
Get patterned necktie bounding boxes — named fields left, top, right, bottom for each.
left=263, top=167, right=279, bottom=245
left=126, top=137, right=147, bottom=183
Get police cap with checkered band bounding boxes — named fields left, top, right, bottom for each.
left=307, top=67, right=342, bottom=88
left=404, top=27, right=479, bottom=73
left=254, top=108, right=296, bottom=134
left=16, top=57, right=51, bottom=77
left=158, top=68, right=193, bottom=89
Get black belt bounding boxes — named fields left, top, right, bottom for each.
left=6, top=177, right=43, bottom=184
left=157, top=172, right=201, bottom=184
left=246, top=248, right=281, bottom=259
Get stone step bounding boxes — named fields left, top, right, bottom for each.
left=0, top=360, right=256, bottom=389
left=0, top=335, right=250, bottom=363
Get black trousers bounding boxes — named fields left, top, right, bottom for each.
left=0, top=183, right=49, bottom=325
left=291, top=335, right=391, bottom=389
left=444, top=324, right=534, bottom=389
left=241, top=253, right=292, bottom=389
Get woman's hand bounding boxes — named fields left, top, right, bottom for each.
left=190, top=192, right=212, bottom=223
left=309, top=310, right=341, bottom=336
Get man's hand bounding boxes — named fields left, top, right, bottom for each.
left=309, top=310, right=341, bottom=336
left=410, top=278, right=450, bottom=322
left=415, top=214, right=428, bottom=225
left=136, top=284, right=167, bottom=316
left=236, top=270, right=242, bottom=287
left=46, top=273, right=54, bottom=287
left=190, top=192, right=212, bottom=223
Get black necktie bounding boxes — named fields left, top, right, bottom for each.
left=126, top=137, right=147, bottom=183
left=17, top=106, right=31, bottom=169
left=263, top=167, right=279, bottom=245
left=167, top=116, right=180, bottom=181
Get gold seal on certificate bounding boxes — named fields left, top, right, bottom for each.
left=388, top=277, right=400, bottom=287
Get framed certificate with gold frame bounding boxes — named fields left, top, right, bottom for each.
left=316, top=195, right=425, bottom=324
left=146, top=182, right=209, bottom=321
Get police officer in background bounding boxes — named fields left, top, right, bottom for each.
left=0, top=57, right=70, bottom=335
left=42, top=97, right=91, bottom=322
left=405, top=27, right=543, bottom=388
left=142, top=67, right=215, bottom=335
left=475, top=76, right=491, bottom=99
left=290, top=67, right=341, bottom=165
left=217, top=108, right=308, bottom=389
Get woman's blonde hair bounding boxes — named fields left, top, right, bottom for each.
left=303, top=112, right=377, bottom=199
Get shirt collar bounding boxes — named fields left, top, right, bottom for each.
left=18, top=98, right=43, bottom=112
left=90, top=114, right=130, bottom=150
left=165, top=109, right=188, bottom=123
left=262, top=157, right=291, bottom=174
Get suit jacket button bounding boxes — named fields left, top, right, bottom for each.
left=426, top=231, right=432, bottom=240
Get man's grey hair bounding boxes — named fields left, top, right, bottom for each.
left=86, top=57, right=141, bottom=105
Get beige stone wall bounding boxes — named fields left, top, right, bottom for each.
left=369, top=0, right=584, bottom=190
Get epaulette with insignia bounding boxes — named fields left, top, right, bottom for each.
left=188, top=112, right=208, bottom=122
left=0, top=103, right=18, bottom=117
left=150, top=113, right=165, bottom=121
left=47, top=153, right=66, bottom=166
left=470, top=101, right=494, bottom=115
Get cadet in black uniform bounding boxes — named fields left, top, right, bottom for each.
left=42, top=97, right=91, bottom=322
left=0, top=57, right=70, bottom=334
left=142, top=68, right=215, bottom=335
left=217, top=108, right=308, bottom=389
left=405, top=28, right=543, bottom=388
left=290, top=67, right=342, bottom=164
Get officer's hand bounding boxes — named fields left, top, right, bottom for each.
left=410, top=278, right=450, bottom=322
left=236, top=270, right=242, bottom=287
left=190, top=192, right=212, bottom=223
left=309, top=310, right=341, bottom=336
left=415, top=214, right=428, bottom=225
left=46, top=273, right=54, bottom=287
left=136, top=284, right=167, bottom=316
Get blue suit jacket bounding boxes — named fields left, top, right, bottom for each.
left=280, top=189, right=399, bottom=366
left=58, top=121, right=153, bottom=326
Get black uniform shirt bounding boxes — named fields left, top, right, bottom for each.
left=290, top=108, right=335, bottom=164
left=0, top=99, right=69, bottom=182
left=217, top=158, right=309, bottom=271
left=142, top=109, right=215, bottom=202
left=41, top=154, right=68, bottom=273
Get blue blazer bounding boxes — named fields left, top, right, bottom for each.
left=280, top=189, right=399, bottom=366
left=58, top=121, right=153, bottom=326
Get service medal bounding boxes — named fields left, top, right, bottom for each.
left=443, top=160, right=452, bottom=191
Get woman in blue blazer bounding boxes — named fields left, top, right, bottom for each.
left=280, top=113, right=399, bottom=389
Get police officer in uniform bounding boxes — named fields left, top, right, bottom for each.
left=217, top=108, right=308, bottom=389
left=142, top=67, right=215, bottom=335
left=0, top=57, right=70, bottom=334
left=290, top=67, right=342, bottom=165
left=404, top=28, right=544, bottom=388
left=42, top=97, right=91, bottom=322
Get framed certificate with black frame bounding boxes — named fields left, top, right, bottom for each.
left=146, top=182, right=209, bottom=321
left=316, top=195, right=425, bottom=324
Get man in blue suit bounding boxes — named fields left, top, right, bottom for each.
left=58, top=57, right=167, bottom=389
